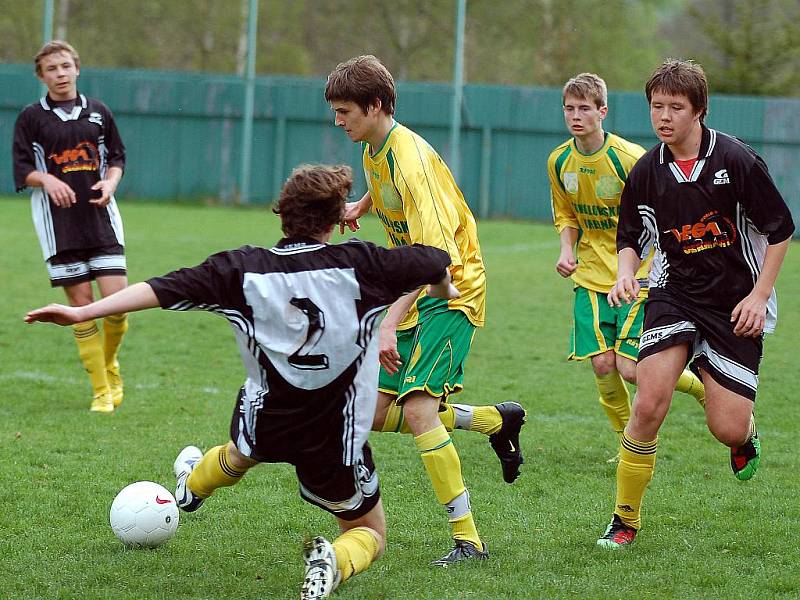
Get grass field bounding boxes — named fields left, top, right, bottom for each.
left=1, top=197, right=799, bottom=600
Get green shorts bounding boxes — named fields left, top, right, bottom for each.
left=378, top=309, right=476, bottom=402
left=569, top=286, right=644, bottom=361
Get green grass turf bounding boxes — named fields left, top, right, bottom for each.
left=1, top=197, right=799, bottom=599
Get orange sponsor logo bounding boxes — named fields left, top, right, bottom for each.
left=666, top=211, right=736, bottom=254
left=49, top=141, right=99, bottom=174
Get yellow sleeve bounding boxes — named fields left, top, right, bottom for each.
left=547, top=151, right=578, bottom=233
left=395, top=150, right=463, bottom=266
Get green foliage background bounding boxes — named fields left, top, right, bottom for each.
left=0, top=0, right=798, bottom=95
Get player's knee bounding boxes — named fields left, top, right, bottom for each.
left=707, top=418, right=751, bottom=448
left=591, top=352, right=616, bottom=376
left=630, top=393, right=669, bottom=431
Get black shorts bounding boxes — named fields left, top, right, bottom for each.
left=295, top=443, right=381, bottom=521
left=47, top=244, right=126, bottom=287
left=639, top=291, right=763, bottom=401
left=229, top=392, right=381, bottom=521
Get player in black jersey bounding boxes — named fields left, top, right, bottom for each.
left=13, top=41, right=129, bottom=413
left=597, top=60, right=795, bottom=549
left=25, top=164, right=458, bottom=600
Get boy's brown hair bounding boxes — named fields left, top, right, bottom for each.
left=645, top=59, right=708, bottom=122
left=324, top=55, right=396, bottom=115
left=562, top=73, right=607, bottom=109
left=35, top=40, right=80, bottom=76
left=273, top=165, right=352, bottom=238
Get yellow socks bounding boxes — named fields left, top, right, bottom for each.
left=73, top=320, right=110, bottom=401
left=675, top=369, right=705, bottom=406
left=595, top=371, right=631, bottom=435
left=381, top=401, right=502, bottom=436
left=615, top=431, right=657, bottom=530
left=103, top=314, right=128, bottom=407
left=187, top=444, right=248, bottom=499
left=332, top=527, right=380, bottom=582
left=415, top=425, right=482, bottom=549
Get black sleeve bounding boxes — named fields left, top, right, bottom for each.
left=616, top=168, right=647, bottom=257
left=12, top=109, right=36, bottom=193
left=370, top=243, right=452, bottom=299
left=736, top=152, right=795, bottom=244
left=146, top=249, right=245, bottom=311
left=102, top=105, right=126, bottom=171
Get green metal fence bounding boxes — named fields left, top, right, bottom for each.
left=2, top=64, right=798, bottom=234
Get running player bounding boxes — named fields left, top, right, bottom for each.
left=597, top=60, right=795, bottom=548
left=13, top=40, right=128, bottom=413
left=548, top=73, right=705, bottom=452
left=325, top=55, right=526, bottom=565
left=26, top=164, right=459, bottom=599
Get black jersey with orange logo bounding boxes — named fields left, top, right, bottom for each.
left=617, top=125, right=794, bottom=331
left=12, top=94, right=126, bottom=259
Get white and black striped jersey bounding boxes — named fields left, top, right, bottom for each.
left=147, top=237, right=450, bottom=465
left=13, top=93, right=126, bottom=260
left=617, top=125, right=795, bottom=332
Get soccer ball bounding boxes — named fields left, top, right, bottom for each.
left=109, top=481, right=179, bottom=548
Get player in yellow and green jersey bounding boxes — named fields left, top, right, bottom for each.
left=548, top=73, right=705, bottom=454
left=325, top=55, right=527, bottom=566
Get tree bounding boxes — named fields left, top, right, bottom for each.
left=669, top=0, right=800, bottom=96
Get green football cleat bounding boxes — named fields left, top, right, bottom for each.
left=597, top=514, right=636, bottom=549
left=730, top=432, right=760, bottom=481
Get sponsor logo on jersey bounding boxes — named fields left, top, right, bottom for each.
left=563, top=172, right=579, bottom=194
left=579, top=166, right=596, bottom=175
left=595, top=175, right=622, bottom=200
left=379, top=182, right=403, bottom=211
left=375, top=208, right=409, bottom=247
left=49, top=140, right=99, bottom=174
left=88, top=112, right=103, bottom=126
left=665, top=210, right=736, bottom=254
left=713, top=169, right=730, bottom=185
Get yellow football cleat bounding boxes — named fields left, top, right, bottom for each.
left=90, top=392, right=114, bottom=413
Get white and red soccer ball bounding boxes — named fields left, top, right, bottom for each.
left=109, top=481, right=179, bottom=547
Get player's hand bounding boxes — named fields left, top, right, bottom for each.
left=25, top=303, right=83, bottom=326
left=731, top=292, right=768, bottom=337
left=378, top=325, right=402, bottom=375
left=339, top=201, right=368, bottom=234
left=555, top=250, right=577, bottom=278
left=608, top=275, right=640, bottom=307
left=427, top=271, right=460, bottom=300
left=90, top=179, right=116, bottom=207
left=43, top=175, right=77, bottom=208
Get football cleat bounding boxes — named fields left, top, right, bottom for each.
left=597, top=514, right=637, bottom=549
left=301, top=536, right=341, bottom=599
left=107, top=360, right=123, bottom=407
left=731, top=430, right=760, bottom=481
left=489, top=401, right=526, bottom=483
left=90, top=392, right=114, bottom=413
left=173, top=445, right=204, bottom=512
left=429, top=539, right=489, bottom=566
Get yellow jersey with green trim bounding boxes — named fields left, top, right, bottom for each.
left=548, top=132, right=650, bottom=293
left=363, top=122, right=486, bottom=329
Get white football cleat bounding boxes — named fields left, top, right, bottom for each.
left=301, top=536, right=341, bottom=599
left=173, top=445, right=204, bottom=512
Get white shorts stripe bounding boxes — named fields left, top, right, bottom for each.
left=639, top=320, right=696, bottom=352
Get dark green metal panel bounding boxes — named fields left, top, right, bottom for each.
left=1, top=64, right=797, bottom=236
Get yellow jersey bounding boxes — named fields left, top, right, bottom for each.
left=548, top=132, right=649, bottom=293
left=363, top=122, right=486, bottom=329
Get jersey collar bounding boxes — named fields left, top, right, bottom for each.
left=659, top=124, right=718, bottom=183
left=40, top=93, right=88, bottom=121
left=270, top=236, right=327, bottom=254
left=658, top=123, right=716, bottom=164
left=368, top=120, right=398, bottom=159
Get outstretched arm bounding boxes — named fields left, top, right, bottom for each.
left=25, top=282, right=159, bottom=326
